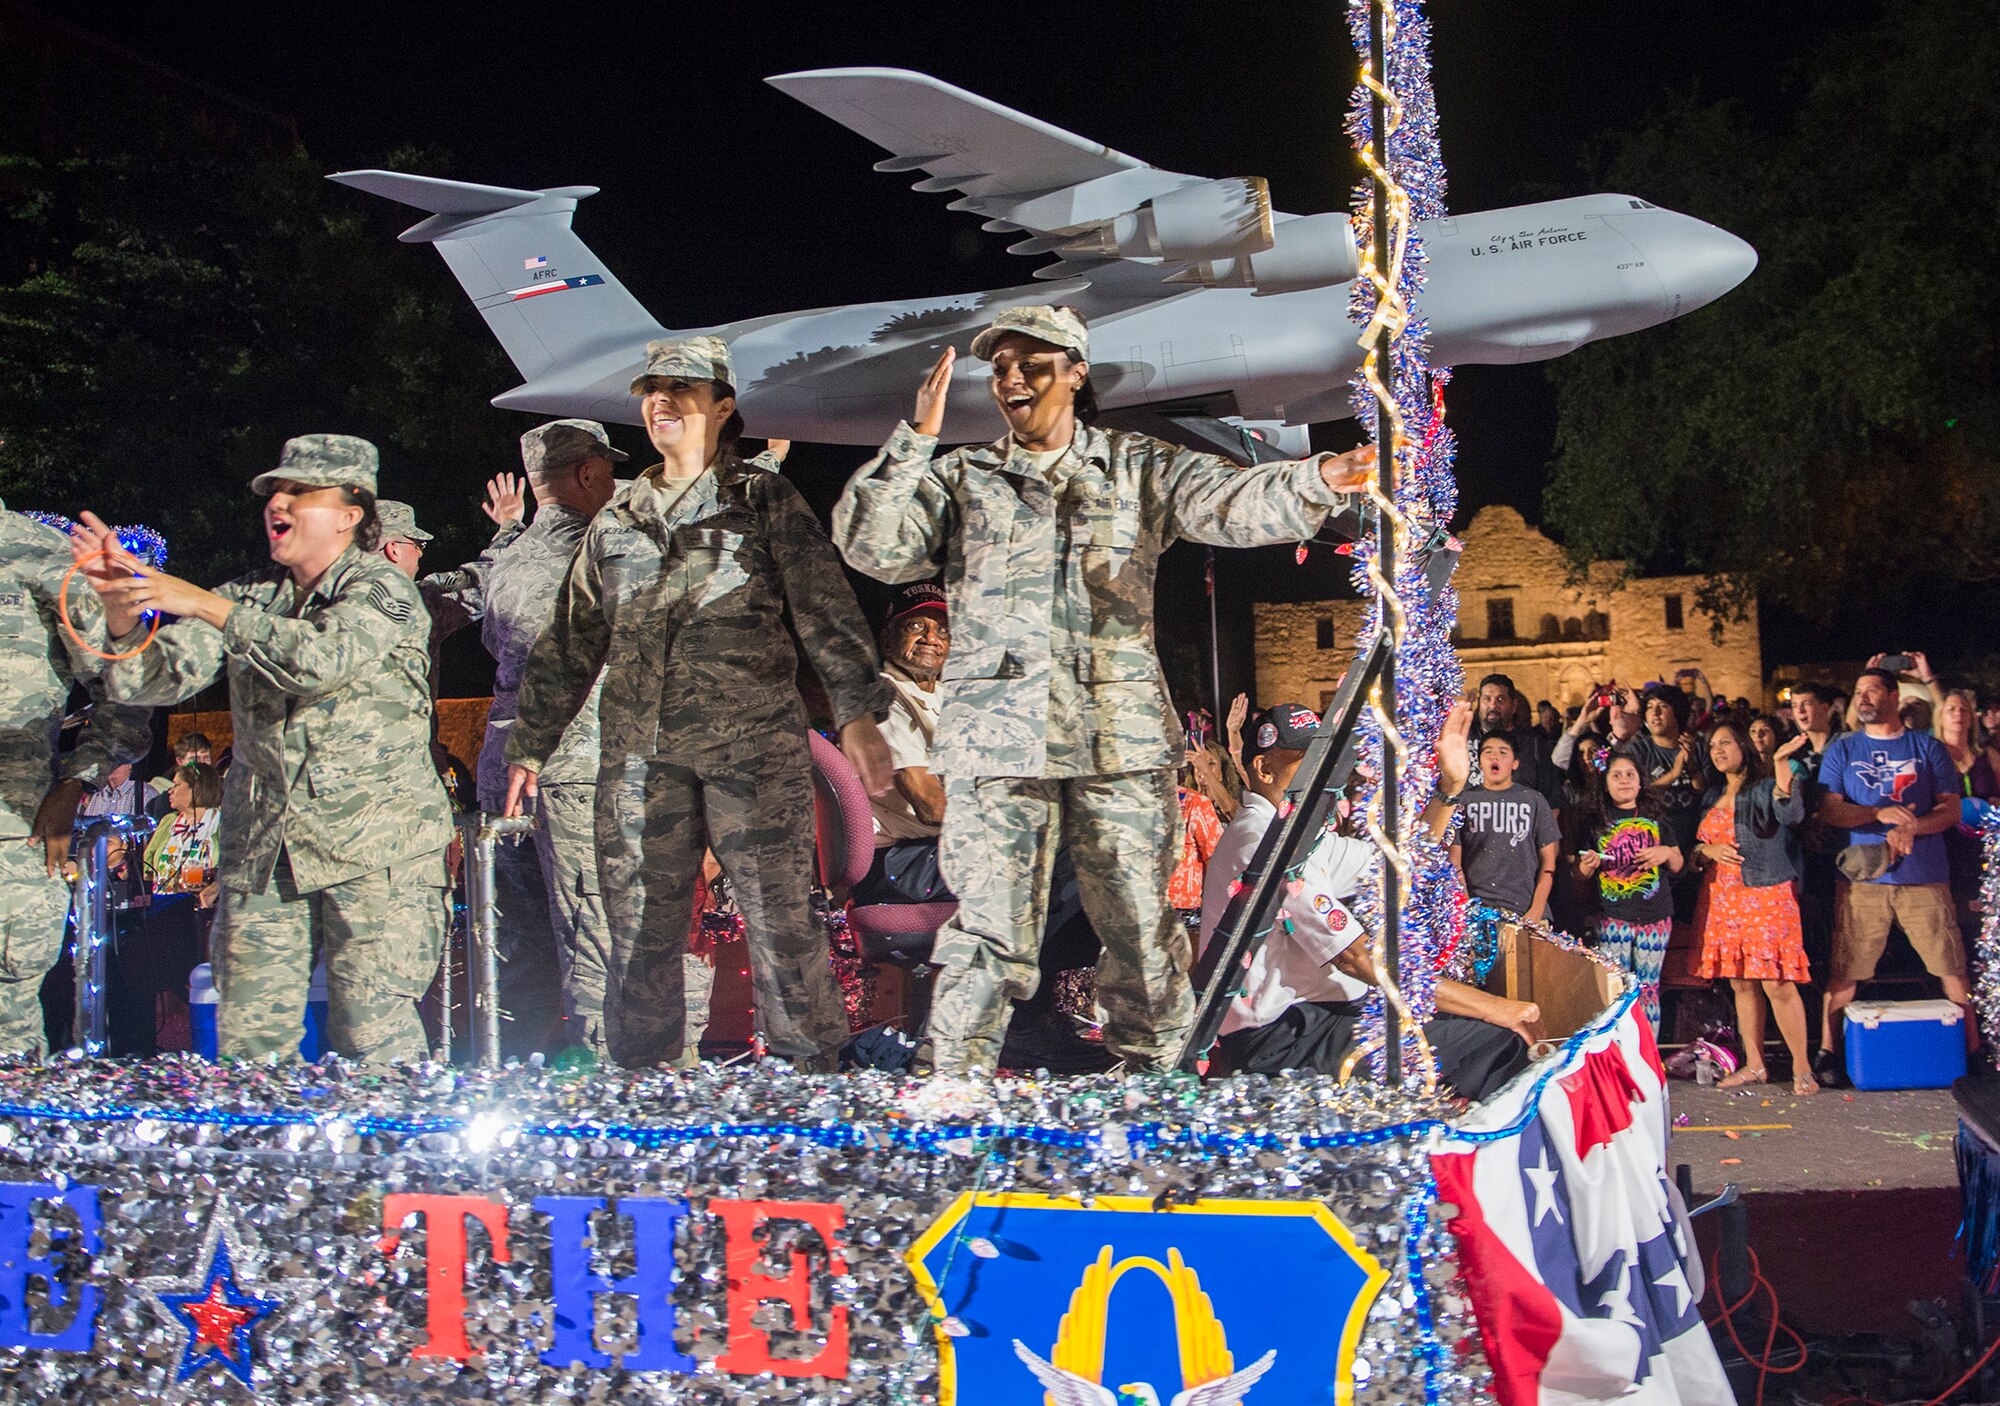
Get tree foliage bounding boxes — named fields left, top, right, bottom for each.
left=1541, top=2, right=2000, bottom=628
left=0, top=43, right=518, bottom=587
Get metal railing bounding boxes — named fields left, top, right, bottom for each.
left=454, top=811, right=538, bottom=1068
left=69, top=809, right=538, bottom=1070
left=70, top=814, right=156, bottom=1057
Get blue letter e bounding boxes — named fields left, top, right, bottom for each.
left=0, top=1181, right=103, bottom=1351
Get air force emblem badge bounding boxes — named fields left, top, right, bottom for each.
left=909, top=1194, right=1386, bottom=1405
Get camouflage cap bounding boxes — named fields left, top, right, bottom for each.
left=970, top=304, right=1090, bottom=362
left=375, top=500, right=432, bottom=545
left=249, top=434, right=379, bottom=496
left=629, top=336, right=734, bottom=394
left=520, top=419, right=630, bottom=477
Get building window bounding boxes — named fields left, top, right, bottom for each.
left=1315, top=617, right=1335, bottom=650
left=1486, top=598, right=1515, bottom=641
left=1664, top=594, right=1684, bottom=631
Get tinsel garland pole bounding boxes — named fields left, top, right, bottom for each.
left=1973, top=807, right=2000, bottom=1064
left=1363, top=0, right=1405, bottom=1088
left=1344, top=0, right=1462, bottom=1074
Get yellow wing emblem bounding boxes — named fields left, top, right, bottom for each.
left=1043, top=1244, right=1238, bottom=1404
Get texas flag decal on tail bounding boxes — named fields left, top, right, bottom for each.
left=506, top=274, right=604, bottom=301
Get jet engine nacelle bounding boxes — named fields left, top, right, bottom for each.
left=1068, top=177, right=1275, bottom=262
left=1172, top=212, right=1361, bottom=295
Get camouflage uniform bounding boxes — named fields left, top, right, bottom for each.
left=832, top=307, right=1360, bottom=1070
left=506, top=339, right=891, bottom=1067
left=475, top=420, right=791, bottom=1057
left=97, top=437, right=454, bottom=1063
left=374, top=498, right=524, bottom=700
left=472, top=422, right=626, bottom=1057
left=0, top=505, right=152, bottom=1055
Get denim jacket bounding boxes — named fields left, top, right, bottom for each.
left=1700, top=776, right=1805, bottom=888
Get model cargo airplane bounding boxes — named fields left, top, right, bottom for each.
left=331, top=66, right=1755, bottom=459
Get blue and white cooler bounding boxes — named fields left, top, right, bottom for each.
left=1844, top=998, right=1968, bottom=1090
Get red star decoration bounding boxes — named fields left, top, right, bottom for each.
left=181, top=1279, right=258, bottom=1360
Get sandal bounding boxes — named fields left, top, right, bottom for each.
left=1716, top=1065, right=1767, bottom=1090
left=1792, top=1073, right=1820, bottom=1096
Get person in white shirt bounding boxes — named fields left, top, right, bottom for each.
left=852, top=584, right=952, bottom=903
left=846, top=584, right=1107, bottom=1071
left=79, top=761, right=153, bottom=820
left=1198, top=700, right=1540, bottom=1100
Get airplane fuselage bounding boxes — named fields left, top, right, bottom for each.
left=486, top=192, right=1752, bottom=445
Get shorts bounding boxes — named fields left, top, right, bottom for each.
left=1831, top=880, right=1965, bottom=983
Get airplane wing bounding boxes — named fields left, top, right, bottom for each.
left=767, top=68, right=1287, bottom=286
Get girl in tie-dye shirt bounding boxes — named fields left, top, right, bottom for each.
left=1577, top=754, right=1684, bottom=1030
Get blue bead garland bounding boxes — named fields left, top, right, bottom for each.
left=0, top=983, right=1638, bottom=1155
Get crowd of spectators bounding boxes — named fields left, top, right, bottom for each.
left=39, top=504, right=2000, bottom=1094
left=1493, top=658, right=1993, bottom=1090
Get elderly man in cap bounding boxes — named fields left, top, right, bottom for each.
left=0, top=507, right=151, bottom=1055
left=833, top=305, right=1377, bottom=1073
left=505, top=339, right=895, bottom=1069
left=69, top=435, right=454, bottom=1062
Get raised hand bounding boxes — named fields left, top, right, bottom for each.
left=1435, top=698, right=1474, bottom=795
left=68, top=511, right=142, bottom=587
left=91, top=563, right=221, bottom=623
left=914, top=347, right=955, bottom=438
left=1773, top=732, right=1811, bottom=762
left=483, top=473, right=527, bottom=526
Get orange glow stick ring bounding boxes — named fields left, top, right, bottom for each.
left=59, top=549, right=160, bottom=662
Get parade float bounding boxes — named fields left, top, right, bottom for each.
left=0, top=2, right=1732, bottom=1401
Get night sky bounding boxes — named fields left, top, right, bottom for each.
left=53, top=0, right=1874, bottom=697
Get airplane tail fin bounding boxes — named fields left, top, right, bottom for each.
left=328, top=170, right=667, bottom=388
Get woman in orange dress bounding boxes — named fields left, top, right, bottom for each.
left=1695, top=720, right=1816, bottom=1093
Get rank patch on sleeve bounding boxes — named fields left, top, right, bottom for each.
left=364, top=582, right=414, bottom=623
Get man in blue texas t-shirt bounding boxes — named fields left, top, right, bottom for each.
left=1816, top=666, right=1966, bottom=1070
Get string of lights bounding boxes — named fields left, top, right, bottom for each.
left=1342, top=0, right=1462, bottom=1078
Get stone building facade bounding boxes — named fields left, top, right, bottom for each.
left=1253, top=506, right=1763, bottom=714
